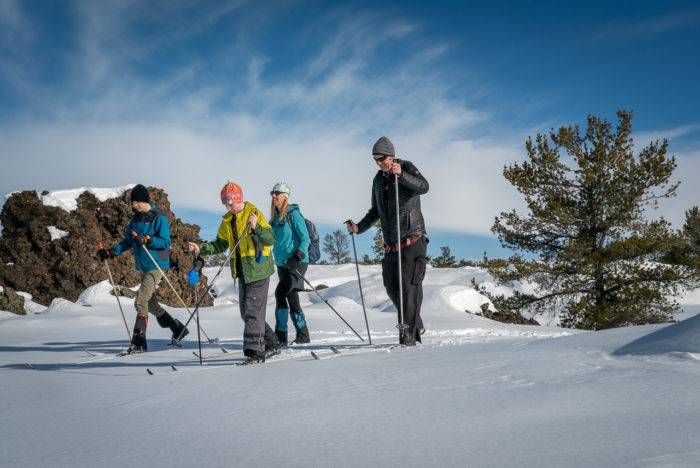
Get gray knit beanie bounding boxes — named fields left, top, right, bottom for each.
left=372, top=136, right=395, bottom=157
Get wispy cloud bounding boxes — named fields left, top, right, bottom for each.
left=72, top=0, right=248, bottom=87
left=1, top=1, right=697, bottom=237
left=635, top=123, right=700, bottom=146
left=590, top=8, right=700, bottom=43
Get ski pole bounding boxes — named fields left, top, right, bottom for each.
left=195, top=285, right=202, bottom=364
left=292, top=267, right=364, bottom=342
left=344, top=220, right=372, bottom=345
left=100, top=243, right=132, bottom=342
left=193, top=253, right=203, bottom=365
left=174, top=222, right=252, bottom=343
left=139, top=245, right=215, bottom=343
left=394, top=173, right=406, bottom=340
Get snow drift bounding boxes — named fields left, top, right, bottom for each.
left=612, top=312, right=700, bottom=357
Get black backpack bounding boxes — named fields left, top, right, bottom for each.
left=304, top=218, right=321, bottom=263
left=287, top=207, right=321, bottom=263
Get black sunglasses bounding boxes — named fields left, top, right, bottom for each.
left=373, top=154, right=390, bottom=162
left=270, top=191, right=285, bottom=196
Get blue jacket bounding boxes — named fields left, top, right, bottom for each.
left=113, top=205, right=171, bottom=272
left=271, top=204, right=310, bottom=267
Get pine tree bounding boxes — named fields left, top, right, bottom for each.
left=664, top=206, right=700, bottom=277
left=323, top=229, right=351, bottom=264
left=372, top=223, right=385, bottom=263
left=476, top=111, right=694, bottom=330
left=685, top=207, right=700, bottom=276
left=431, top=246, right=457, bottom=268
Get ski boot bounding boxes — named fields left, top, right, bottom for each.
left=124, top=344, right=146, bottom=355
left=398, top=324, right=416, bottom=346
left=264, top=347, right=281, bottom=359
left=242, top=349, right=266, bottom=365
left=275, top=330, right=288, bottom=347
left=169, top=324, right=189, bottom=347
left=126, top=313, right=149, bottom=354
left=157, top=311, right=189, bottom=347
left=292, top=327, right=310, bottom=344
left=416, top=326, right=425, bottom=344
left=291, top=311, right=310, bottom=344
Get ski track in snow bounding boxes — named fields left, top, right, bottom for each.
left=1, top=265, right=699, bottom=467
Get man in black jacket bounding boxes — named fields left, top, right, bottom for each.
left=346, top=136, right=429, bottom=345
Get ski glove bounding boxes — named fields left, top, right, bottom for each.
left=283, top=250, right=305, bottom=270
left=187, top=269, right=200, bottom=286
left=133, top=233, right=151, bottom=246
left=96, top=247, right=114, bottom=261
left=187, top=255, right=205, bottom=286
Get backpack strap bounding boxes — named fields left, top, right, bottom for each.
left=286, top=206, right=303, bottom=242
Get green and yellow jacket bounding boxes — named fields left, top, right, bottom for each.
left=200, top=202, right=275, bottom=284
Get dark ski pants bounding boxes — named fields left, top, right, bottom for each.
left=275, top=264, right=309, bottom=336
left=382, top=236, right=428, bottom=342
left=237, top=277, right=278, bottom=355
left=274, top=263, right=308, bottom=312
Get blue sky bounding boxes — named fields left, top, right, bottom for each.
left=1, top=0, right=699, bottom=261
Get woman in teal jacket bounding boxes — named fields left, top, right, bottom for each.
left=269, top=182, right=311, bottom=345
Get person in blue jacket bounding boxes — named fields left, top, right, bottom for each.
left=269, top=182, right=311, bottom=345
left=97, top=184, right=188, bottom=353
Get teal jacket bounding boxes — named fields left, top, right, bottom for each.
left=113, top=205, right=171, bottom=272
left=271, top=204, right=310, bottom=267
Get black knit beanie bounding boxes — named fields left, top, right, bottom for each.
left=130, top=184, right=150, bottom=203
left=372, top=136, right=395, bottom=157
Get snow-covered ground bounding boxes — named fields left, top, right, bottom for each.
left=1, top=265, right=699, bottom=467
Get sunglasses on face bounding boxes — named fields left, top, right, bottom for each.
left=373, top=154, right=390, bottom=163
left=270, top=191, right=285, bottom=196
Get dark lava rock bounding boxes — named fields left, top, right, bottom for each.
left=476, top=302, right=540, bottom=326
left=0, top=186, right=212, bottom=308
left=0, top=286, right=26, bottom=315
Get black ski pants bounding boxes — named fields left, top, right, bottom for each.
left=381, top=236, right=428, bottom=341
left=275, top=263, right=308, bottom=313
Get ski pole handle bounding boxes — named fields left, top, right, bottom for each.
left=344, top=219, right=358, bottom=234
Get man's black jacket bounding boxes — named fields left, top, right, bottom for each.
left=356, top=159, right=429, bottom=245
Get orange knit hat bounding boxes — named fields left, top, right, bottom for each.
left=220, top=180, right=243, bottom=205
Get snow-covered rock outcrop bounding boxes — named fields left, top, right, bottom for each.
left=0, top=185, right=211, bottom=307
